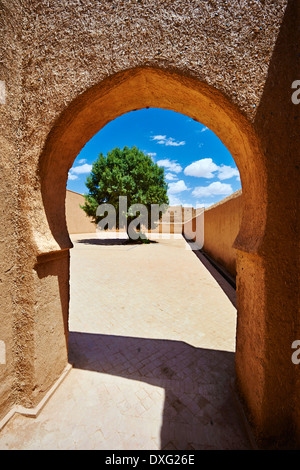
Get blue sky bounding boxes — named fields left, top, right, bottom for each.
left=67, top=108, right=241, bottom=208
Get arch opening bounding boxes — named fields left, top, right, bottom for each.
left=30, top=67, right=273, bottom=446
left=64, top=106, right=246, bottom=449
left=36, top=67, right=266, bottom=258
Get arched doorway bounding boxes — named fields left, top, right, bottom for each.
left=64, top=107, right=243, bottom=449
left=27, top=67, right=291, bottom=446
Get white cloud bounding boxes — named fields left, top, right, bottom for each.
left=164, top=138, right=185, bottom=147
left=168, top=180, right=189, bottom=194
left=69, top=163, right=92, bottom=175
left=184, top=158, right=219, bottom=178
left=217, top=164, right=240, bottom=181
left=200, top=126, right=209, bottom=132
left=165, top=172, right=178, bottom=181
left=68, top=173, right=78, bottom=181
left=192, top=182, right=233, bottom=198
left=77, top=158, right=87, bottom=164
left=156, top=159, right=183, bottom=174
left=168, top=194, right=183, bottom=206
left=147, top=152, right=157, bottom=159
left=151, top=135, right=185, bottom=147
left=184, top=158, right=240, bottom=181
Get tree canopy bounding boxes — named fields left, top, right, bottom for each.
left=81, top=146, right=169, bottom=237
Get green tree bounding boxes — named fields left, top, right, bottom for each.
left=81, top=146, right=169, bottom=239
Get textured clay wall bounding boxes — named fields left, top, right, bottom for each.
left=0, top=0, right=24, bottom=421
left=234, top=2, right=299, bottom=447
left=66, top=190, right=95, bottom=234
left=203, top=190, right=242, bottom=278
left=0, top=0, right=299, bottom=447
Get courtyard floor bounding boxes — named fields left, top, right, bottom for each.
left=0, top=234, right=251, bottom=450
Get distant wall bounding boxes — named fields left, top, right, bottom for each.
left=203, top=190, right=243, bottom=278
left=65, top=190, right=96, bottom=234
left=66, top=191, right=192, bottom=235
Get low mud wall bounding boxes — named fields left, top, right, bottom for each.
left=202, top=190, right=242, bottom=278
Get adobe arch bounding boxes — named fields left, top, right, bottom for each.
left=28, top=67, right=294, bottom=447
left=36, top=68, right=265, bottom=256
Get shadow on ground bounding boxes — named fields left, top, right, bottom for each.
left=68, top=332, right=250, bottom=450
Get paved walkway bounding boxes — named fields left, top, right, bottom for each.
left=0, top=234, right=251, bottom=450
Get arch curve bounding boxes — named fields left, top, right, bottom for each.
left=35, top=67, right=266, bottom=256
